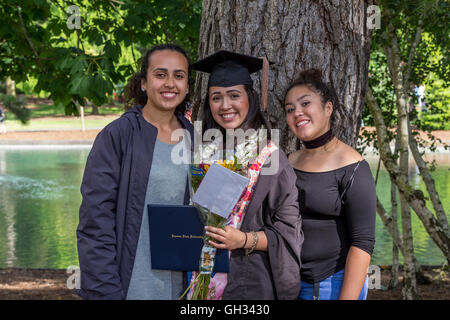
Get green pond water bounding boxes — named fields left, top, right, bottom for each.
left=0, top=148, right=448, bottom=269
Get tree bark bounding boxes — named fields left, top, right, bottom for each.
left=399, top=193, right=417, bottom=300
left=193, top=0, right=375, bottom=151
left=376, top=196, right=404, bottom=252
left=391, top=52, right=417, bottom=299
left=91, top=104, right=99, bottom=115
left=389, top=135, right=400, bottom=289
left=5, top=77, right=16, bottom=96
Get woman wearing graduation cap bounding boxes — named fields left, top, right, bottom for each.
left=190, top=51, right=303, bottom=300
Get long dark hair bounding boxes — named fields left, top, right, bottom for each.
left=284, top=68, right=339, bottom=131
left=202, top=84, right=271, bottom=137
left=124, top=43, right=192, bottom=114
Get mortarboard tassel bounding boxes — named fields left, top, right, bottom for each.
left=260, top=56, right=269, bottom=112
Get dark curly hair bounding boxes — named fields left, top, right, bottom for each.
left=124, top=43, right=192, bottom=114
left=284, top=68, right=339, bottom=131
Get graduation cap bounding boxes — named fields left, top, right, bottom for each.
left=192, top=50, right=271, bottom=110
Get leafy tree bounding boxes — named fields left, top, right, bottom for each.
left=365, top=0, right=450, bottom=300
left=362, top=0, right=449, bottom=130
left=0, top=0, right=202, bottom=118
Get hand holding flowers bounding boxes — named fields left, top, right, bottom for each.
left=206, top=226, right=268, bottom=252
left=205, top=226, right=246, bottom=250
left=180, top=158, right=249, bottom=300
left=181, top=129, right=276, bottom=300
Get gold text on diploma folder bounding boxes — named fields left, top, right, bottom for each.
left=171, top=234, right=203, bottom=239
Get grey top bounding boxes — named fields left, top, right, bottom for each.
left=126, top=138, right=188, bottom=300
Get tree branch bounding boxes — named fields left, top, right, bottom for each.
left=404, top=23, right=423, bottom=87
left=366, top=87, right=450, bottom=263
left=376, top=196, right=404, bottom=252
left=17, top=6, right=45, bottom=73
left=109, top=0, right=125, bottom=5
left=408, top=122, right=449, bottom=237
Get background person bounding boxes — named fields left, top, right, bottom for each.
left=416, top=83, right=427, bottom=112
left=0, top=106, right=6, bottom=134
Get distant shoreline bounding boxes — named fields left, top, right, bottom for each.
left=0, top=127, right=448, bottom=143
left=0, top=128, right=449, bottom=164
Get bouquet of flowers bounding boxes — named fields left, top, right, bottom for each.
left=180, top=131, right=263, bottom=300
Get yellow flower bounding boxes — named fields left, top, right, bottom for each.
left=202, top=163, right=211, bottom=173
left=217, top=159, right=239, bottom=171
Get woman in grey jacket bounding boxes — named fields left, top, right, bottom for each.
left=76, top=44, right=193, bottom=300
left=192, top=51, right=303, bottom=300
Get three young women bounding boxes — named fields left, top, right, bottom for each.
left=77, top=43, right=374, bottom=301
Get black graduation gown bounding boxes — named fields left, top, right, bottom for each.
left=223, top=149, right=303, bottom=300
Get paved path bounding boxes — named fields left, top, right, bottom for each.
left=0, top=129, right=99, bottom=144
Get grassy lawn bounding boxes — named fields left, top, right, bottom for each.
left=4, top=104, right=124, bottom=131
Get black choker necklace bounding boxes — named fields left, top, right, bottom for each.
left=303, top=129, right=334, bottom=149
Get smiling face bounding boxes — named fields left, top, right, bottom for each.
left=141, top=49, right=189, bottom=112
left=208, top=85, right=250, bottom=129
left=284, top=85, right=333, bottom=141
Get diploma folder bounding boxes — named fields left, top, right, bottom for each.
left=148, top=204, right=229, bottom=273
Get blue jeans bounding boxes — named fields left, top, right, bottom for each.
left=299, top=269, right=368, bottom=300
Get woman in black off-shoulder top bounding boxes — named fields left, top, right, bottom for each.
left=283, top=69, right=376, bottom=300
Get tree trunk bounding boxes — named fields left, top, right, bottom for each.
left=383, top=20, right=419, bottom=298
left=193, top=0, right=375, bottom=151
left=5, top=77, right=15, bottom=96
left=397, top=78, right=417, bottom=301
left=91, top=104, right=99, bottom=115
left=376, top=196, right=404, bottom=251
left=389, top=135, right=400, bottom=289
left=399, top=192, right=418, bottom=300
left=377, top=32, right=417, bottom=297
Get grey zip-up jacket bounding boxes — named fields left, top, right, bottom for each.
left=76, top=106, right=193, bottom=300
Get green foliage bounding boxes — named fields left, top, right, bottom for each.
left=362, top=45, right=449, bottom=131
left=360, top=0, right=449, bottom=158
left=0, top=0, right=202, bottom=115
left=411, top=31, right=449, bottom=87
left=363, top=1, right=449, bottom=130
left=0, top=94, right=30, bottom=124
left=363, top=48, right=397, bottom=128
left=415, top=76, right=450, bottom=130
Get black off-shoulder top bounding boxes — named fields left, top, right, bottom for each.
left=294, top=160, right=376, bottom=284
